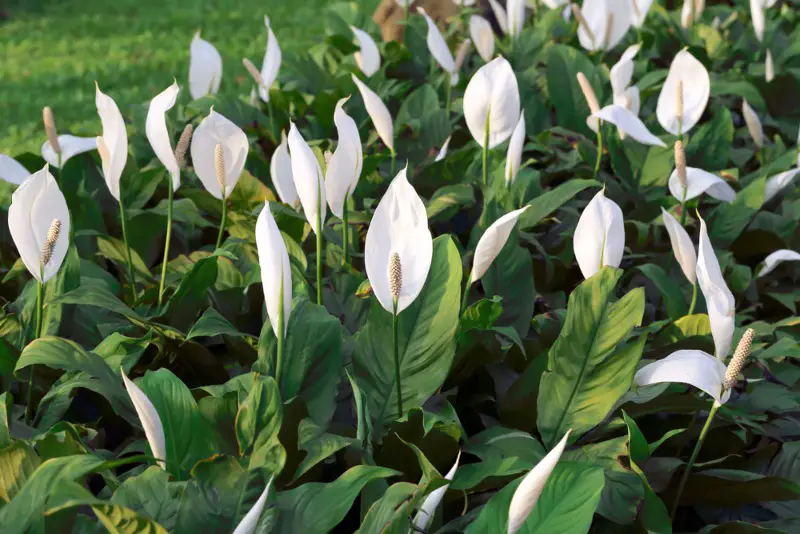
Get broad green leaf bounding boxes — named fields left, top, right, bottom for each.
left=356, top=482, right=420, bottom=534
left=110, top=467, right=183, bottom=531
left=235, top=375, right=285, bottom=472
left=481, top=232, right=535, bottom=338
left=256, top=299, right=343, bottom=427
left=51, top=285, right=144, bottom=321
left=292, top=419, right=355, bottom=482
left=537, top=267, right=646, bottom=447
left=451, top=427, right=544, bottom=490
left=0, top=392, right=12, bottom=448
left=519, top=179, right=601, bottom=229
left=685, top=106, right=734, bottom=170
left=427, top=184, right=475, bottom=222
left=353, top=236, right=461, bottom=426
left=137, top=369, right=219, bottom=479
left=274, top=465, right=399, bottom=534
left=97, top=235, right=154, bottom=283
left=0, top=441, right=41, bottom=504
left=547, top=45, right=605, bottom=136
left=185, top=307, right=247, bottom=342
left=465, top=462, right=605, bottom=533
left=636, top=264, right=689, bottom=319
left=91, top=504, right=168, bottom=534
left=709, top=177, right=766, bottom=248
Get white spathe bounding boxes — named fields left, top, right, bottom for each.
left=765, top=49, right=775, bottom=82
left=435, top=135, right=452, bottom=162
left=351, top=74, right=395, bottom=151
left=633, top=350, right=730, bottom=404
left=325, top=97, right=363, bottom=219
left=365, top=167, right=433, bottom=315
left=351, top=26, right=381, bottom=78
left=507, top=431, right=572, bottom=534
left=505, top=114, right=526, bottom=185
left=764, top=168, right=800, bottom=203
left=260, top=17, right=282, bottom=102
left=418, top=8, right=458, bottom=84
left=95, top=84, right=129, bottom=202
left=464, top=57, right=520, bottom=149
left=412, top=452, right=461, bottom=531
left=270, top=132, right=299, bottom=208
left=8, top=165, right=71, bottom=283
left=750, top=0, right=765, bottom=42
left=472, top=206, right=530, bottom=283
left=470, top=15, right=495, bottom=62
left=573, top=189, right=625, bottom=279
left=145, top=81, right=181, bottom=191
left=592, top=105, right=666, bottom=147
left=758, top=249, right=800, bottom=278
left=742, top=99, right=765, bottom=148
left=121, top=370, right=168, bottom=469
left=256, top=202, right=292, bottom=337
left=507, top=0, right=526, bottom=39
left=697, top=216, right=735, bottom=360
left=610, top=43, right=641, bottom=99
left=661, top=207, right=697, bottom=284
left=288, top=122, right=327, bottom=234
left=189, top=32, right=222, bottom=100
left=668, top=167, right=736, bottom=204
left=41, top=135, right=97, bottom=168
left=630, top=0, right=654, bottom=27
left=576, top=0, right=632, bottom=52
left=232, top=478, right=274, bottom=534
left=190, top=109, right=249, bottom=200
left=488, top=0, right=509, bottom=34
left=0, top=154, right=30, bottom=185
left=656, top=50, right=710, bottom=135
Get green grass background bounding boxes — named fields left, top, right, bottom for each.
left=0, top=0, right=338, bottom=155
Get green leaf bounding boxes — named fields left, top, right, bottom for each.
left=97, top=235, right=154, bottom=283
left=255, top=299, right=343, bottom=427
left=292, top=419, right=355, bottom=482
left=636, top=264, right=689, bottom=319
left=465, top=462, right=605, bottom=533
left=235, top=375, right=285, bottom=472
left=51, top=285, right=144, bottom=322
left=547, top=45, right=605, bottom=137
left=185, top=307, right=247, bottom=343
left=274, top=465, right=399, bottom=534
left=110, top=467, right=183, bottom=531
left=90, top=504, right=169, bottom=534
left=519, top=179, right=601, bottom=229
left=137, top=369, right=219, bottom=479
left=685, top=106, right=734, bottom=170
left=481, top=232, right=535, bottom=338
left=164, top=253, right=227, bottom=331
left=0, top=441, right=41, bottom=504
left=709, top=177, right=766, bottom=248
left=0, top=392, right=11, bottom=448
left=356, top=482, right=421, bottom=534
left=426, top=184, right=475, bottom=222
left=537, top=267, right=646, bottom=447
left=353, top=236, right=461, bottom=426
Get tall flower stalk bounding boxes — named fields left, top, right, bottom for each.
left=43, top=107, right=62, bottom=181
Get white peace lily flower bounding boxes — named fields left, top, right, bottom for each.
left=412, top=452, right=461, bottom=531
left=488, top=0, right=509, bottom=34
left=0, top=154, right=30, bottom=185
left=742, top=99, right=765, bottom=149
left=542, top=0, right=569, bottom=7
left=576, top=0, right=632, bottom=52
left=507, top=431, right=571, bottom=534
left=592, top=105, right=666, bottom=147
left=256, top=202, right=292, bottom=337
left=577, top=72, right=601, bottom=133
left=270, top=132, right=299, bottom=208
left=763, top=168, right=800, bottom=202
left=470, top=15, right=495, bottom=62
left=189, top=32, right=222, bottom=100
left=41, top=135, right=97, bottom=168
left=288, top=122, right=327, bottom=234
left=95, top=84, right=129, bottom=202
left=121, top=370, right=167, bottom=469
left=351, top=26, right=381, bottom=78
left=418, top=8, right=458, bottom=85
left=668, top=167, right=736, bottom=204
left=573, top=189, right=625, bottom=280
left=435, top=135, right=452, bottom=162
left=259, top=17, right=282, bottom=102
left=9, top=166, right=70, bottom=283
left=471, top=206, right=530, bottom=283
left=146, top=81, right=181, bottom=191
left=507, top=0, right=526, bottom=40
left=750, top=0, right=765, bottom=42
left=757, top=249, right=800, bottom=278
left=697, top=216, right=735, bottom=360
left=505, top=114, right=526, bottom=185
left=325, top=97, right=363, bottom=219
left=661, top=207, right=697, bottom=284
left=657, top=50, right=710, bottom=136
left=765, top=49, right=775, bottom=82
left=633, top=350, right=730, bottom=404
left=232, top=477, right=274, bottom=534
left=365, top=166, right=433, bottom=315
left=190, top=109, right=249, bottom=199
left=630, top=0, right=654, bottom=27
left=614, top=86, right=641, bottom=116
left=610, top=43, right=641, bottom=99
left=463, top=57, right=520, bottom=149
left=351, top=74, right=395, bottom=151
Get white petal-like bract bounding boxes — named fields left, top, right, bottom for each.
left=435, top=135, right=452, bottom=162
left=418, top=8, right=456, bottom=77
left=121, top=370, right=167, bottom=469
left=758, top=249, right=800, bottom=278
left=145, top=82, right=181, bottom=191
left=270, top=132, right=299, bottom=208
left=41, top=135, right=97, bottom=168
left=764, top=168, right=800, bottom=202
left=668, top=167, right=736, bottom=204
left=657, top=50, right=710, bottom=135
left=592, top=105, right=666, bottom=147
left=661, top=208, right=697, bottom=284
left=697, top=217, right=735, bottom=360
left=750, top=0, right=765, bottom=42
left=464, top=57, right=520, bottom=149
left=0, top=154, right=30, bottom=185
left=742, top=99, right=764, bottom=148
left=256, top=202, right=292, bottom=337
left=325, top=98, right=363, bottom=219
left=365, top=167, right=433, bottom=315
left=232, top=478, right=274, bottom=534
left=472, top=207, right=529, bottom=283
left=412, top=452, right=461, bottom=531
left=505, top=114, right=526, bottom=185
left=470, top=15, right=495, bottom=62
left=633, top=350, right=730, bottom=404
left=573, top=190, right=625, bottom=279
left=189, top=32, right=222, bottom=100
left=288, top=123, right=327, bottom=234
left=610, top=43, right=641, bottom=98
left=351, top=26, right=381, bottom=78
left=95, top=85, right=129, bottom=202
left=260, top=17, right=282, bottom=102
left=577, top=0, right=632, bottom=52
left=351, top=74, right=394, bottom=151
left=190, top=109, right=249, bottom=199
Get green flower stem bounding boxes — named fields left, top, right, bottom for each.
left=118, top=199, right=137, bottom=304
left=26, top=277, right=45, bottom=425
left=444, top=74, right=452, bottom=116
left=460, top=273, right=471, bottom=314
left=342, top=200, right=349, bottom=266
left=670, top=401, right=720, bottom=519
left=276, top=274, right=285, bottom=385
left=216, top=187, right=227, bottom=250
left=390, top=146, right=397, bottom=177
left=392, top=299, right=403, bottom=419
left=158, top=178, right=174, bottom=308
left=687, top=281, right=698, bottom=316
left=266, top=99, right=277, bottom=144
left=56, top=153, right=62, bottom=188
left=593, top=126, right=603, bottom=179
left=482, top=110, right=491, bottom=186
left=316, top=210, right=323, bottom=306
